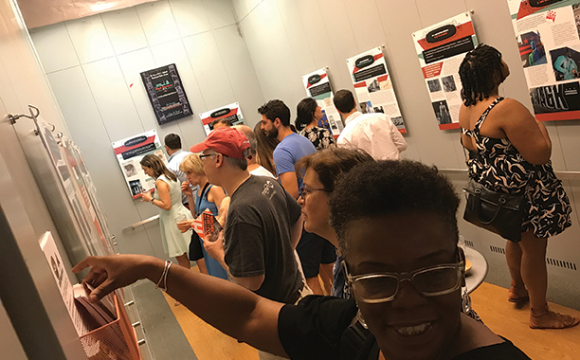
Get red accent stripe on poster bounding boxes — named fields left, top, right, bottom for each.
left=352, top=54, right=384, bottom=74
left=354, top=82, right=367, bottom=88
left=377, top=75, right=389, bottom=82
left=306, top=73, right=327, bottom=89
left=398, top=128, right=407, bottom=134
left=535, top=111, right=580, bottom=122
left=201, top=108, right=239, bottom=125
left=416, top=22, right=474, bottom=51
left=439, top=123, right=461, bottom=130
left=114, top=135, right=156, bottom=155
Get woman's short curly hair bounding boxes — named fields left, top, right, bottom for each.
left=328, top=160, right=460, bottom=258
left=459, top=44, right=505, bottom=106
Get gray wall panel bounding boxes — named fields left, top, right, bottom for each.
left=101, top=8, right=149, bottom=55
left=169, top=0, right=211, bottom=37
left=29, top=23, right=79, bottom=73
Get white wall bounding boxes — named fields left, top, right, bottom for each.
left=30, top=0, right=266, bottom=258
left=233, top=0, right=580, bottom=309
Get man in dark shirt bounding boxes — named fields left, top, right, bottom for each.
left=189, top=127, right=304, bottom=305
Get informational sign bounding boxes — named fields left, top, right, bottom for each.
left=39, top=231, right=90, bottom=336
left=141, top=64, right=192, bottom=125
left=346, top=47, right=407, bottom=133
left=507, top=0, right=580, bottom=121
left=112, top=130, right=166, bottom=199
left=301, top=68, right=344, bottom=136
left=413, top=12, right=478, bottom=130
left=199, top=102, right=245, bottom=136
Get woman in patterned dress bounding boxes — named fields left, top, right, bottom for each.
left=458, top=44, right=578, bottom=329
left=295, top=97, right=335, bottom=150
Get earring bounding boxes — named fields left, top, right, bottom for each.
left=461, top=287, right=472, bottom=314
left=357, top=309, right=368, bottom=329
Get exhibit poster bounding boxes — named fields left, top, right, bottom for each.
left=413, top=12, right=478, bottom=130
left=112, top=130, right=167, bottom=199
left=507, top=0, right=580, bottom=121
left=199, top=102, right=245, bottom=136
left=346, top=47, right=407, bottom=133
left=140, top=64, right=192, bottom=125
left=301, top=68, right=344, bottom=136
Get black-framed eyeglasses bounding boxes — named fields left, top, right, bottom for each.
left=199, top=153, right=217, bottom=161
left=300, top=185, right=328, bottom=198
left=343, top=251, right=464, bottom=304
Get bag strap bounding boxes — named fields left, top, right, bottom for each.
left=195, top=182, right=211, bottom=218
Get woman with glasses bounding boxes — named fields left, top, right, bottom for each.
left=139, top=154, right=191, bottom=271
left=75, top=160, right=531, bottom=360
left=176, top=154, right=228, bottom=280
left=295, top=97, right=335, bottom=150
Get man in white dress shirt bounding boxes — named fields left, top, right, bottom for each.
left=164, top=133, right=192, bottom=206
left=334, top=90, right=407, bottom=160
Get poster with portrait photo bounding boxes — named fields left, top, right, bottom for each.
left=508, top=0, right=580, bottom=121
left=302, top=68, right=344, bottom=136
left=347, top=47, right=407, bottom=133
left=199, top=102, right=245, bottom=136
left=413, top=11, right=478, bottom=130
left=112, top=130, right=165, bottom=199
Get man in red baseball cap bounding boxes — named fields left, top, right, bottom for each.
left=190, top=128, right=309, bottom=360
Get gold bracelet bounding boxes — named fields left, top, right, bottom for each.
left=155, top=260, right=172, bottom=292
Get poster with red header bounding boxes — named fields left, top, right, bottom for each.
left=413, top=12, right=478, bottom=130
left=346, top=47, right=407, bottom=134
left=199, top=102, right=245, bottom=136
left=507, top=0, right=580, bottom=121
left=112, top=130, right=167, bottom=199
left=301, top=68, right=344, bottom=136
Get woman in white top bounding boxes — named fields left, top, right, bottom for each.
left=140, top=154, right=191, bottom=270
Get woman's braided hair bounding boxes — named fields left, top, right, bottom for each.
left=459, top=44, right=505, bottom=106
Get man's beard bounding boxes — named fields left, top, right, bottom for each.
left=265, top=127, right=278, bottom=139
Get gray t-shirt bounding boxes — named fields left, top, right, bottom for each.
left=224, top=175, right=303, bottom=303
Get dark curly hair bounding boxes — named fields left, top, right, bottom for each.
left=295, top=147, right=374, bottom=193
left=257, top=99, right=291, bottom=127
left=459, top=44, right=505, bottom=106
left=295, top=97, right=318, bottom=131
left=328, top=160, right=460, bottom=258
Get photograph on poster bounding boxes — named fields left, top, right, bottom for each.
left=346, top=47, right=407, bottom=133
left=374, top=106, right=385, bottom=113
left=574, top=4, right=580, bottom=37
left=428, top=79, right=442, bottom=92
left=442, top=75, right=457, bottom=92
left=122, top=160, right=138, bottom=177
left=520, top=31, right=547, bottom=67
left=129, top=179, right=143, bottom=196
left=432, top=100, right=452, bottom=125
left=360, top=101, right=373, bottom=114
left=413, top=11, right=477, bottom=129
left=550, top=47, right=580, bottom=81
left=391, top=116, right=404, bottom=127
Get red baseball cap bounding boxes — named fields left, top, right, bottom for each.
left=190, top=127, right=250, bottom=159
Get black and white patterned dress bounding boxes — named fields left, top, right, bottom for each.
left=300, top=126, right=335, bottom=150
left=462, top=97, right=572, bottom=239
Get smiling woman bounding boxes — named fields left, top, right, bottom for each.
left=74, top=160, right=531, bottom=360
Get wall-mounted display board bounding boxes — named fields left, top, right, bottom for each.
left=140, top=64, right=192, bottom=125
left=412, top=12, right=478, bottom=130
left=507, top=0, right=580, bottom=121
left=346, top=47, right=407, bottom=133
left=301, top=68, right=344, bottom=136
left=199, top=102, right=245, bottom=136
left=112, top=130, right=167, bottom=199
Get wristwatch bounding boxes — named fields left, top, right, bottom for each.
left=150, top=198, right=155, bottom=203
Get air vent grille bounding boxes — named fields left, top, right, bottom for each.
left=489, top=245, right=506, bottom=255
left=546, top=258, right=577, bottom=271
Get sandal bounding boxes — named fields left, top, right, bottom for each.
left=530, top=306, right=580, bottom=329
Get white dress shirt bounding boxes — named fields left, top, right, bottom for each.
left=337, top=111, right=407, bottom=160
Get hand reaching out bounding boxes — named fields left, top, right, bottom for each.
left=73, top=255, right=162, bottom=302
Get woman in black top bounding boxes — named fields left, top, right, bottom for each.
left=74, top=160, right=531, bottom=360
left=295, top=97, right=336, bottom=150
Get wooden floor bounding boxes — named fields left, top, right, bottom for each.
left=165, top=267, right=580, bottom=360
